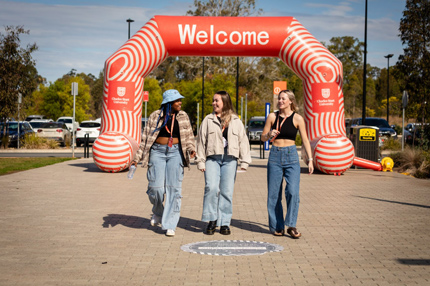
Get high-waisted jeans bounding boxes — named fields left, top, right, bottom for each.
left=202, top=148, right=238, bottom=227
left=267, top=145, right=301, bottom=233
left=146, top=143, right=184, bottom=230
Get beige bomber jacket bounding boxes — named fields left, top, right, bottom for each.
left=196, top=113, right=251, bottom=170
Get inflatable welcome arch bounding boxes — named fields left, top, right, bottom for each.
left=93, top=16, right=381, bottom=175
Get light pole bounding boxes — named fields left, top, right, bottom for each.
left=384, top=54, right=394, bottom=124
left=362, top=0, right=368, bottom=125
left=126, top=18, right=134, bottom=39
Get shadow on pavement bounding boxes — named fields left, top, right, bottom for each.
left=354, top=196, right=430, bottom=209
left=69, top=162, right=105, bottom=173
left=102, top=214, right=271, bottom=235
left=397, top=259, right=430, bottom=265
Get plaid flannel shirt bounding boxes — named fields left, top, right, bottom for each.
left=133, top=109, right=195, bottom=169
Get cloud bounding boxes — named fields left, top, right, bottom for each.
left=0, top=1, right=191, bottom=82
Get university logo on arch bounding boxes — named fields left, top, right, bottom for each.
left=117, top=87, right=126, bottom=97
left=311, top=82, right=339, bottom=113
left=108, top=81, right=135, bottom=111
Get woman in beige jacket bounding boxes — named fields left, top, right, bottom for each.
left=196, top=91, right=251, bottom=235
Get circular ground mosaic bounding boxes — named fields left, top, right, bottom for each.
left=181, top=240, right=283, bottom=256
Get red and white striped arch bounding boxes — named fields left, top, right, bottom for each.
left=93, top=15, right=378, bottom=174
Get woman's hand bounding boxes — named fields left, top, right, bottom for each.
left=308, top=160, right=314, bottom=174
left=130, top=161, right=137, bottom=167
left=190, top=150, right=196, bottom=158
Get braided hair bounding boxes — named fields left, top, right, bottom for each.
left=152, top=103, right=172, bottom=134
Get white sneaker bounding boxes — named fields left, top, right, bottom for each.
left=150, top=214, right=161, bottom=226
left=166, top=229, right=175, bottom=237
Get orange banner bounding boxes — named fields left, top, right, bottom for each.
left=273, top=81, right=287, bottom=95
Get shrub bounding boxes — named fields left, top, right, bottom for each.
left=295, top=133, right=302, bottom=146
left=381, top=138, right=401, bottom=151
left=391, top=147, right=430, bottom=179
left=22, top=134, right=59, bottom=149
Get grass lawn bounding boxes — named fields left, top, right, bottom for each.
left=0, top=157, right=77, bottom=176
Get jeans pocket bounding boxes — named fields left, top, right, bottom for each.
left=268, top=149, right=278, bottom=163
left=286, top=151, right=299, bottom=164
left=174, top=194, right=182, bottom=212
left=178, top=163, right=184, bottom=182
left=147, top=162, right=155, bottom=182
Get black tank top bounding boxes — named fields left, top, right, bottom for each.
left=271, top=112, right=297, bottom=141
left=157, top=114, right=180, bottom=138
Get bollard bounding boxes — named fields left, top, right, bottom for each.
left=259, top=139, right=265, bottom=159
left=84, top=134, right=89, bottom=158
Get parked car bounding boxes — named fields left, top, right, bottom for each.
left=36, top=122, right=71, bottom=146
left=247, top=116, right=265, bottom=142
left=75, top=120, right=101, bottom=147
left=28, top=119, right=54, bottom=132
left=25, top=115, right=46, bottom=122
left=403, top=123, right=430, bottom=145
left=0, top=121, right=35, bottom=147
left=56, top=116, right=79, bottom=133
left=347, top=117, right=397, bottom=140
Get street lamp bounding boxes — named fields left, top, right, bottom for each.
left=126, top=18, right=134, bottom=39
left=362, top=0, right=368, bottom=125
left=384, top=54, right=394, bottom=124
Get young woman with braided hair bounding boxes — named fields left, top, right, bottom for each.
left=131, top=89, right=196, bottom=237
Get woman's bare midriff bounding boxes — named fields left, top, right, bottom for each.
left=155, top=137, right=180, bottom=145
left=272, top=138, right=296, bottom=147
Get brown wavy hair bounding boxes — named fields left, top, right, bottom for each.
left=215, top=91, right=236, bottom=127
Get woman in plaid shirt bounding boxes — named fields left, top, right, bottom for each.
left=131, top=89, right=196, bottom=237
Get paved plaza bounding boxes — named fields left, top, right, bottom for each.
left=0, top=146, right=429, bottom=285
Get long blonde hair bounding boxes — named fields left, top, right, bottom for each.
left=278, top=89, right=298, bottom=112
left=215, top=91, right=236, bottom=126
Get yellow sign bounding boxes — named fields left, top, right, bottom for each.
left=359, top=128, right=376, bottom=141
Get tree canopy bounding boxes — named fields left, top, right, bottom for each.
left=0, top=26, right=39, bottom=122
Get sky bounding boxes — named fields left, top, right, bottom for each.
left=1, top=0, right=407, bottom=84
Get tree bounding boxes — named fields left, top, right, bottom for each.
left=0, top=26, right=39, bottom=123
left=397, top=0, right=430, bottom=123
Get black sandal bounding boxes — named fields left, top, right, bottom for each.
left=287, top=227, right=301, bottom=239
left=273, top=230, right=284, bottom=236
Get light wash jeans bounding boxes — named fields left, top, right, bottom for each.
left=267, top=145, right=301, bottom=233
left=147, top=143, right=184, bottom=230
left=202, top=149, right=238, bottom=227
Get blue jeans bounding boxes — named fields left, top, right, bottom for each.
left=147, top=143, right=184, bottom=230
left=267, top=145, right=301, bottom=233
left=202, top=149, right=238, bottom=227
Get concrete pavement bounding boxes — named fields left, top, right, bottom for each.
left=0, top=146, right=429, bottom=285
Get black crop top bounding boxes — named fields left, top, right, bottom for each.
left=157, top=114, right=180, bottom=138
left=271, top=111, right=297, bottom=141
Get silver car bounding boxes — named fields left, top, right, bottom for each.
left=247, top=116, right=265, bottom=142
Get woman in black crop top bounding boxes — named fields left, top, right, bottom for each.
left=261, top=90, right=314, bottom=239
left=130, top=89, right=196, bottom=237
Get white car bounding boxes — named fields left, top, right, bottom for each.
left=57, top=116, right=79, bottom=133
left=36, top=122, right=72, bottom=146
left=28, top=119, right=53, bottom=132
left=75, top=120, right=101, bottom=147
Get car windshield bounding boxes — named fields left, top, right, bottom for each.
left=249, top=121, right=265, bottom=128
left=58, top=118, right=72, bottom=123
left=365, top=118, right=390, bottom=128
left=40, top=123, right=63, bottom=129
left=29, top=122, right=45, bottom=129
left=80, top=122, right=100, bottom=128
left=0, top=123, right=24, bottom=131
